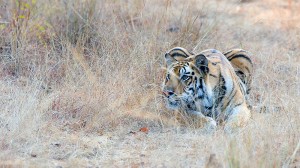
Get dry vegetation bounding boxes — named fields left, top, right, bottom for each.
left=0, top=0, right=299, bottom=167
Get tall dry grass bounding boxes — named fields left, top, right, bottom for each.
left=0, top=0, right=299, bottom=167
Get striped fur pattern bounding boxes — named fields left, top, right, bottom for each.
left=163, top=47, right=253, bottom=133
left=224, top=49, right=253, bottom=96
left=166, top=47, right=194, bottom=61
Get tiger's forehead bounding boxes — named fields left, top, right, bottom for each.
left=172, top=62, right=185, bottom=71
left=170, top=61, right=193, bottom=75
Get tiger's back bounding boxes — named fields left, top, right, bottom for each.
left=224, top=49, right=253, bottom=95
left=192, top=49, right=250, bottom=121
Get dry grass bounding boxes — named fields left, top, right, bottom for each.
left=0, top=0, right=299, bottom=167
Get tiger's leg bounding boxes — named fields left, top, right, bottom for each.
left=188, top=111, right=217, bottom=133
left=224, top=104, right=251, bottom=134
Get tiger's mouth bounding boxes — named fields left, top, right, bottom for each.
left=164, top=95, right=181, bottom=110
left=163, top=93, right=195, bottom=110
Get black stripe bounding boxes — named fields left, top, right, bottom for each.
left=224, top=89, right=237, bottom=109
left=244, top=66, right=251, bottom=74
left=171, top=48, right=187, bottom=53
left=171, top=48, right=194, bottom=55
left=205, top=106, right=213, bottom=110
left=232, top=100, right=244, bottom=109
left=194, top=77, right=198, bottom=97
left=197, top=78, right=204, bottom=99
left=228, top=54, right=252, bottom=64
left=227, top=78, right=235, bottom=101
left=224, top=49, right=246, bottom=56
left=215, top=75, right=226, bottom=107
left=223, top=50, right=233, bottom=56
left=171, top=53, right=188, bottom=58
left=246, top=88, right=251, bottom=94
left=199, top=78, right=203, bottom=89
left=182, top=67, right=186, bottom=73
left=212, top=62, right=221, bottom=65
left=236, top=70, right=244, bottom=74
left=236, top=70, right=246, bottom=84
left=234, top=68, right=247, bottom=96
left=170, top=48, right=191, bottom=57
left=238, top=81, right=245, bottom=96
left=209, top=73, right=218, bottom=78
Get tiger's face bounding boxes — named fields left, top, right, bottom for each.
left=162, top=54, right=205, bottom=110
left=163, top=52, right=218, bottom=112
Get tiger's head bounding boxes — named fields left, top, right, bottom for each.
left=162, top=48, right=212, bottom=111
left=163, top=48, right=211, bottom=109
left=162, top=47, right=194, bottom=110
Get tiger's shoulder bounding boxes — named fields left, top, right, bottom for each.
left=197, top=48, right=253, bottom=95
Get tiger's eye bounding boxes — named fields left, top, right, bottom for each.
left=181, top=75, right=190, bottom=81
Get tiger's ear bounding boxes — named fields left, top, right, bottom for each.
left=166, top=47, right=193, bottom=61
left=165, top=53, right=177, bottom=67
left=195, top=54, right=209, bottom=73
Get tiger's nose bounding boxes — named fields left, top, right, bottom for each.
left=163, top=90, right=174, bottom=97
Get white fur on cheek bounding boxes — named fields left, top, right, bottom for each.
left=202, top=82, right=213, bottom=107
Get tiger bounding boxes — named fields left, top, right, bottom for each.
left=162, top=47, right=253, bottom=133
